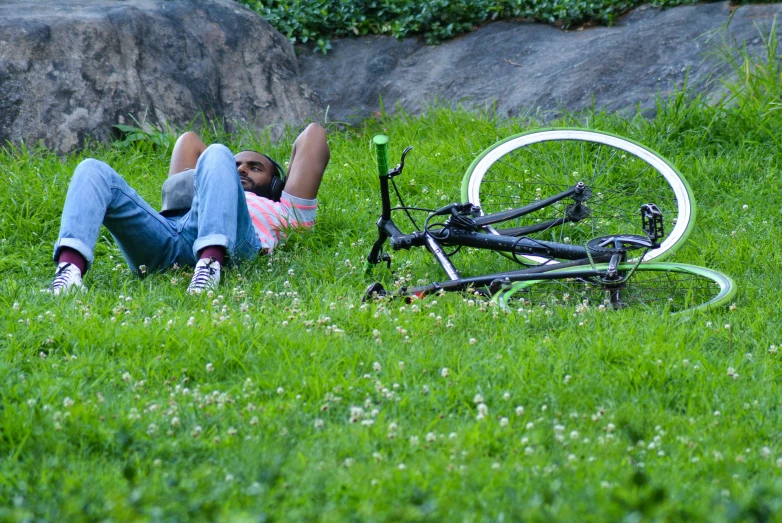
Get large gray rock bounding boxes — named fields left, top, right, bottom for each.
left=298, top=2, right=782, bottom=122
left=0, top=0, right=319, bottom=153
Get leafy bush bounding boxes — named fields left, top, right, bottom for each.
left=236, top=0, right=701, bottom=53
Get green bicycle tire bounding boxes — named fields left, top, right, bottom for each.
left=492, top=262, right=736, bottom=314
left=462, top=128, right=696, bottom=265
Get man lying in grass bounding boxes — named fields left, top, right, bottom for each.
left=49, top=123, right=329, bottom=295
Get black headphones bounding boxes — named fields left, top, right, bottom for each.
left=262, top=154, right=287, bottom=202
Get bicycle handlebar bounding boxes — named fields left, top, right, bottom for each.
left=373, top=135, right=393, bottom=220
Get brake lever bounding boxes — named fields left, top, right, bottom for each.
left=388, top=146, right=413, bottom=177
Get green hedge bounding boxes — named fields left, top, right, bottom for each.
left=237, top=0, right=701, bottom=53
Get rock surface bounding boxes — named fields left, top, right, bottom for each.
left=0, top=0, right=319, bottom=153
left=298, top=2, right=782, bottom=122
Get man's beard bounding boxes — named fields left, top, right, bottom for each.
left=241, top=176, right=271, bottom=198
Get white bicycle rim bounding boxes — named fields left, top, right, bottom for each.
left=465, top=129, right=694, bottom=264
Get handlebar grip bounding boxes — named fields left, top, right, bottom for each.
left=373, top=135, right=389, bottom=178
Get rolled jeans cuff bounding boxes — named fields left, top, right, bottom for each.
left=192, top=234, right=230, bottom=259
left=53, top=238, right=94, bottom=270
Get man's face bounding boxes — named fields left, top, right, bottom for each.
left=235, top=151, right=274, bottom=194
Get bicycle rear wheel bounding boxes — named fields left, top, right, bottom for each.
left=492, top=263, right=735, bottom=314
left=462, top=128, right=695, bottom=265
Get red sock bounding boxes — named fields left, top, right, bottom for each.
left=58, top=247, right=87, bottom=275
left=199, top=246, right=226, bottom=265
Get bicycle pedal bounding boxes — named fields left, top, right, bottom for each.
left=641, top=203, right=664, bottom=246
left=362, top=282, right=388, bottom=302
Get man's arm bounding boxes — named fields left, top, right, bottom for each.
left=169, top=132, right=207, bottom=176
left=283, top=123, right=330, bottom=200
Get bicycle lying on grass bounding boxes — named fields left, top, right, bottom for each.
left=363, top=128, right=736, bottom=313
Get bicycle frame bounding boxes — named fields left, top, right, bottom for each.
left=365, top=135, right=652, bottom=298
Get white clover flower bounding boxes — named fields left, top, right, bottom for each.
left=398, top=463, right=406, bottom=470
left=276, top=387, right=285, bottom=395
left=63, top=397, right=74, bottom=408
left=170, top=417, right=180, bottom=427
left=410, top=436, right=420, bottom=447
left=440, top=368, right=450, bottom=378
left=469, top=338, right=477, bottom=345
left=499, top=417, right=509, bottom=427
left=122, top=372, right=132, bottom=383
left=524, top=446, right=534, bottom=455
left=349, top=406, right=364, bottom=422
left=564, top=375, right=572, bottom=384
left=515, top=406, right=525, bottom=416
left=206, top=363, right=214, bottom=373
left=473, top=393, right=484, bottom=404
left=606, top=423, right=615, bottom=433
left=502, top=392, right=511, bottom=401
left=343, top=458, right=354, bottom=468
left=372, top=362, right=382, bottom=372
left=526, top=422, right=534, bottom=430
left=426, top=432, right=436, bottom=442
left=477, top=403, right=489, bottom=417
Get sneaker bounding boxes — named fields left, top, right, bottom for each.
left=49, top=262, right=83, bottom=296
left=187, top=257, right=221, bottom=294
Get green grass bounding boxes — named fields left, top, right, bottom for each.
left=2, top=28, right=782, bottom=521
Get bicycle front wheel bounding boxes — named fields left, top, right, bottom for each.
left=492, top=263, right=735, bottom=314
left=462, top=129, right=696, bottom=265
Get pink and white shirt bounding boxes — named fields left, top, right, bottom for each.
left=244, top=191, right=318, bottom=252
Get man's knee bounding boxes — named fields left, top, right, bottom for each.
left=194, top=144, right=238, bottom=187
left=72, top=158, right=119, bottom=186
left=200, top=143, right=233, bottom=163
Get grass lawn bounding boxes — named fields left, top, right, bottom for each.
left=2, top=34, right=782, bottom=521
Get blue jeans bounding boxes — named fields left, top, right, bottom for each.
left=53, top=144, right=261, bottom=273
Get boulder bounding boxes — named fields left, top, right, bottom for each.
left=0, top=0, right=319, bottom=153
left=298, top=2, right=782, bottom=122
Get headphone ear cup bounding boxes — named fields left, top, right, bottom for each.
left=269, top=174, right=286, bottom=202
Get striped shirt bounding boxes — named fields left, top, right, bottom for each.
left=245, top=190, right=318, bottom=252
